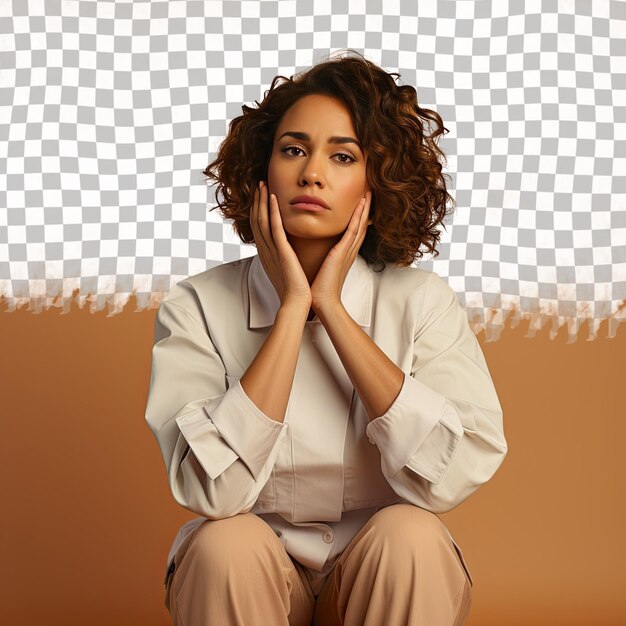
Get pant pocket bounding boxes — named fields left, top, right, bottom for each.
left=447, top=533, right=474, bottom=587
left=163, top=519, right=209, bottom=610
left=164, top=559, right=176, bottom=588
left=164, top=559, right=177, bottom=612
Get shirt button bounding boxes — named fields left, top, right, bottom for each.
left=323, top=531, right=334, bottom=543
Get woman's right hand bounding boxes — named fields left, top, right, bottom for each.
left=250, top=181, right=312, bottom=309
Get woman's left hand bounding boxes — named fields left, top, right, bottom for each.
left=310, top=190, right=372, bottom=312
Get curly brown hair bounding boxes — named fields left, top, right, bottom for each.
left=203, top=49, right=455, bottom=271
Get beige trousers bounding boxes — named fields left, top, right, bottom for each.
left=164, top=503, right=472, bottom=626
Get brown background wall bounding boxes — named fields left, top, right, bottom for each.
left=1, top=298, right=624, bottom=626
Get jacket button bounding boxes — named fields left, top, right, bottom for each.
left=323, top=531, right=334, bottom=543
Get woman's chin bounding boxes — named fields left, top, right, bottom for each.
left=282, top=221, right=324, bottom=236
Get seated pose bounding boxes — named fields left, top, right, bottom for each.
left=145, top=50, right=508, bottom=626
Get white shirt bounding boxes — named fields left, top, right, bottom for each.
left=144, top=253, right=507, bottom=595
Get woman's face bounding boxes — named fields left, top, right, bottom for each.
left=266, top=93, right=370, bottom=242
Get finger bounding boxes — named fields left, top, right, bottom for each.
left=249, top=184, right=259, bottom=240
left=358, top=192, right=371, bottom=238
left=361, top=191, right=372, bottom=229
left=347, top=196, right=368, bottom=239
left=250, top=184, right=262, bottom=243
left=268, top=193, right=290, bottom=250
left=347, top=195, right=370, bottom=257
left=256, top=182, right=273, bottom=253
left=328, top=196, right=362, bottom=263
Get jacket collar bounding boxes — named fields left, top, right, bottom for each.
left=247, top=253, right=373, bottom=329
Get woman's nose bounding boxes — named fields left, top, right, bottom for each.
left=298, top=160, right=324, bottom=187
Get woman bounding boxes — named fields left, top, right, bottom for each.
left=145, top=51, right=508, bottom=626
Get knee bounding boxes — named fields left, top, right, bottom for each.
left=370, top=503, right=447, bottom=535
left=366, top=504, right=449, bottom=553
left=186, top=512, right=275, bottom=568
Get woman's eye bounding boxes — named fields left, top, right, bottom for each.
left=281, top=146, right=355, bottom=163
left=283, top=146, right=304, bottom=156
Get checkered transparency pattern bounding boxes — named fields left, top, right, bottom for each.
left=0, top=0, right=624, bottom=342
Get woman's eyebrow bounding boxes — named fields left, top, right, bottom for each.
left=278, top=131, right=362, bottom=152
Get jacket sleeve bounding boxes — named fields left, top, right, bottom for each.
left=144, top=284, right=289, bottom=520
left=365, top=272, right=508, bottom=513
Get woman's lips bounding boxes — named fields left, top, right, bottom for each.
left=290, top=202, right=328, bottom=212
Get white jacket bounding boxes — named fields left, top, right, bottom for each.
left=145, top=253, right=507, bottom=594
